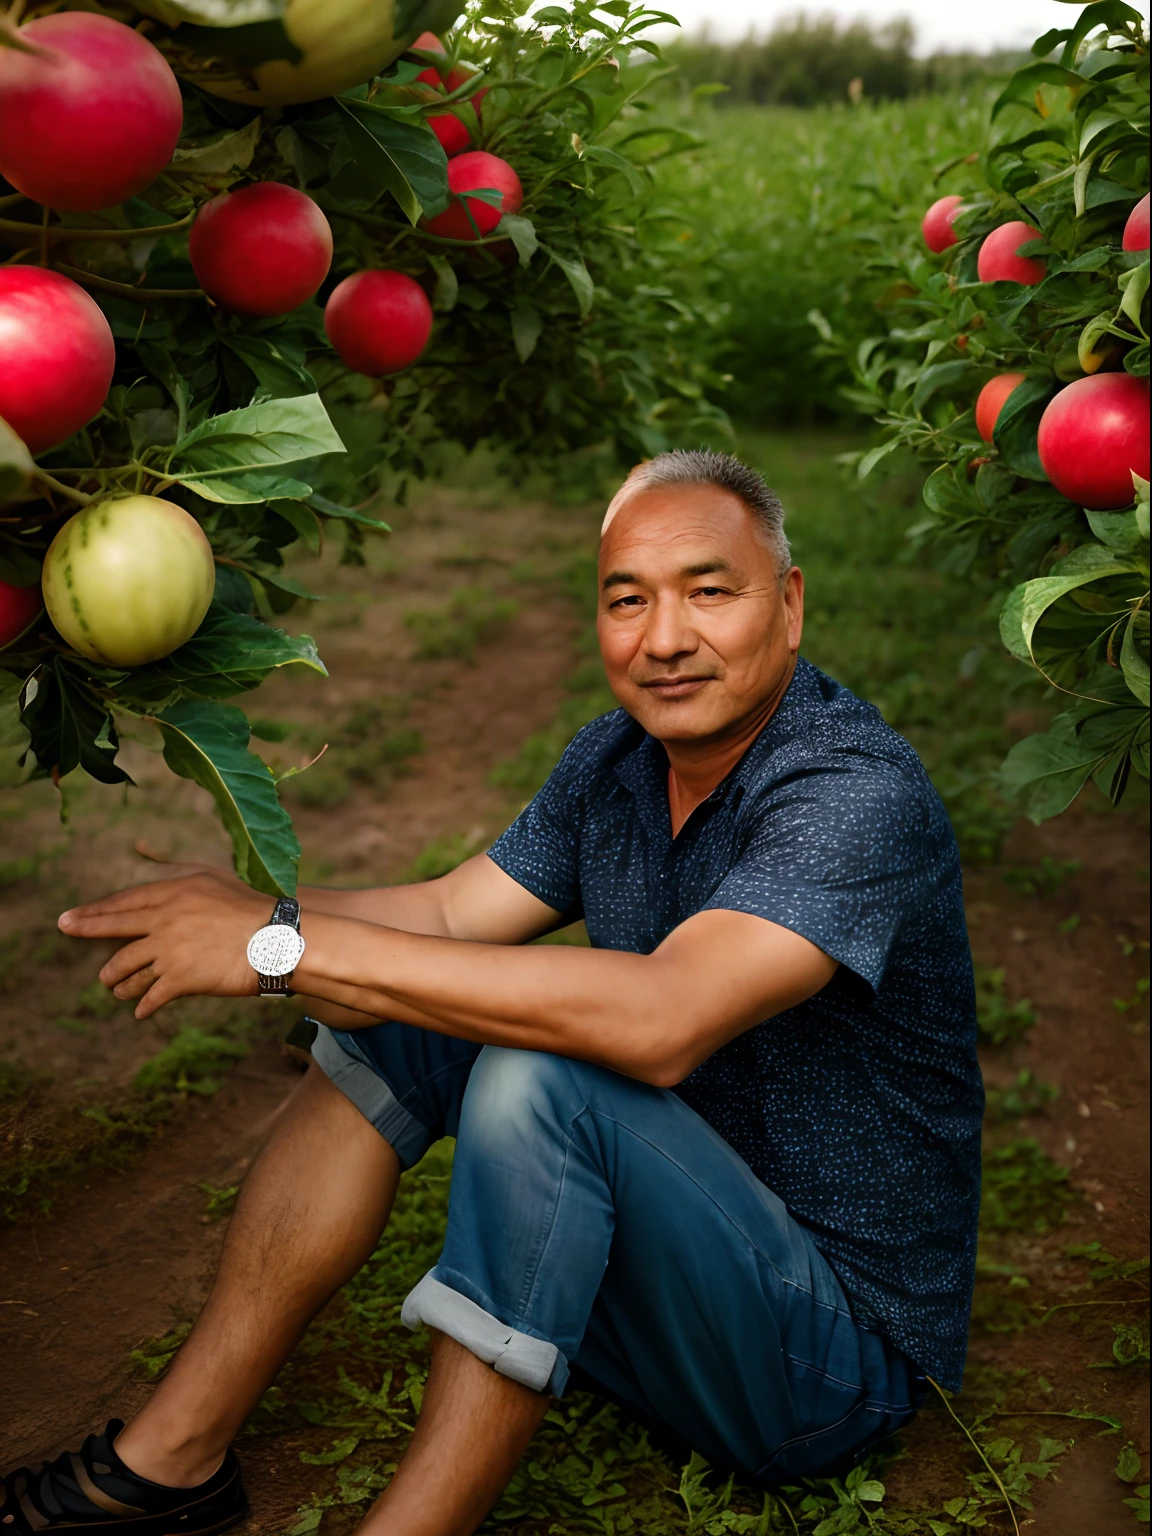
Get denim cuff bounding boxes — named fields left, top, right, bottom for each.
left=311, top=1025, right=435, bottom=1171
left=401, top=1272, right=565, bottom=1395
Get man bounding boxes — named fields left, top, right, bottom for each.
left=3, top=450, right=983, bottom=1536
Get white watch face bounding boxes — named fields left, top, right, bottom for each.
left=247, top=923, right=306, bottom=977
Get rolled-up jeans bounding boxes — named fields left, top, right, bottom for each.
left=312, top=1020, right=924, bottom=1483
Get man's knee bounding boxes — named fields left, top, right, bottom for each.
left=459, top=1046, right=638, bottom=1158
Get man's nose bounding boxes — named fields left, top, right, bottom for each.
left=642, top=594, right=699, bottom=661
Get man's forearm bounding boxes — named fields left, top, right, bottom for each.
left=297, top=881, right=452, bottom=936
left=293, top=913, right=684, bottom=1084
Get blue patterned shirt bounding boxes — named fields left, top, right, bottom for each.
left=488, top=656, right=982, bottom=1390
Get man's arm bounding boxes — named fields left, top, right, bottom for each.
left=60, top=870, right=836, bottom=1087
left=294, top=855, right=561, bottom=943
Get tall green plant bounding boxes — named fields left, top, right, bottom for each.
left=827, top=1, right=1149, bottom=821
left=0, top=0, right=725, bottom=892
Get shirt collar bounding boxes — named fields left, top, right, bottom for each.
left=612, top=656, right=822, bottom=831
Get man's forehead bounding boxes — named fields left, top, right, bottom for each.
left=601, top=477, right=744, bottom=538
left=599, top=484, right=763, bottom=568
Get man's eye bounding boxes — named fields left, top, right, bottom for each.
left=609, top=594, right=644, bottom=609
left=693, top=587, right=729, bottom=598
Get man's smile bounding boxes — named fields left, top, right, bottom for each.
left=639, top=675, right=715, bottom=697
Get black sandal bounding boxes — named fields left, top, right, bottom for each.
left=1, top=1421, right=247, bottom=1534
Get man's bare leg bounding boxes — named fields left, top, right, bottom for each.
left=114, top=1064, right=400, bottom=1488
left=357, top=1331, right=549, bottom=1536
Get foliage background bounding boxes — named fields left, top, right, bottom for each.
left=0, top=0, right=727, bottom=891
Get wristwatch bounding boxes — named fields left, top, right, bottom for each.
left=246, top=897, right=305, bottom=997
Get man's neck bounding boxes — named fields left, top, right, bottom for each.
left=665, top=657, right=797, bottom=836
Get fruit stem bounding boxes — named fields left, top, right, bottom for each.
left=0, top=213, right=195, bottom=242
left=53, top=263, right=204, bottom=303
left=33, top=472, right=95, bottom=506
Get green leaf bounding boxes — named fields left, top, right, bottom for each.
left=857, top=439, right=900, bottom=481
left=20, top=660, right=129, bottom=786
left=1118, top=260, right=1150, bottom=330
left=427, top=253, right=458, bottom=312
left=992, top=61, right=1084, bottom=117
left=1116, top=1443, right=1143, bottom=1484
left=336, top=97, right=448, bottom=226
left=271, top=498, right=323, bottom=553
left=170, top=118, right=263, bottom=178
left=498, top=213, right=539, bottom=268
left=0, top=670, right=34, bottom=788
left=114, top=603, right=327, bottom=709
left=542, top=245, right=595, bottom=317
left=583, top=142, right=646, bottom=197
left=220, top=333, right=316, bottom=399
left=0, top=414, right=35, bottom=506
left=999, top=547, right=1138, bottom=664
left=912, top=359, right=973, bottom=411
left=155, top=699, right=300, bottom=896
left=510, top=298, right=543, bottom=363
left=1000, top=723, right=1103, bottom=820
left=1085, top=507, right=1143, bottom=552
left=993, top=375, right=1051, bottom=481
left=168, top=393, right=345, bottom=504
left=1120, top=612, right=1150, bottom=706
left=306, top=492, right=390, bottom=533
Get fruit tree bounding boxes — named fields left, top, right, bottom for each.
left=832, top=0, right=1149, bottom=822
left=0, top=0, right=724, bottom=895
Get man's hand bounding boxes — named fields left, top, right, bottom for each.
left=58, top=872, right=271, bottom=1018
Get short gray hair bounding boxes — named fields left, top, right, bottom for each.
left=604, top=449, right=791, bottom=574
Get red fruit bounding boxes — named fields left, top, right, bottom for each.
left=1122, top=193, right=1150, bottom=252
left=0, top=579, right=41, bottom=650
left=189, top=183, right=333, bottom=319
left=0, top=267, right=115, bottom=455
left=1037, top=373, right=1150, bottom=509
left=977, top=222, right=1046, bottom=285
left=975, top=372, right=1028, bottom=443
left=424, top=151, right=523, bottom=241
left=922, top=195, right=964, bottom=253
left=429, top=112, right=472, bottom=157
left=446, top=64, right=488, bottom=110
left=0, top=13, right=182, bottom=211
left=411, top=30, right=446, bottom=86
left=324, top=270, right=433, bottom=375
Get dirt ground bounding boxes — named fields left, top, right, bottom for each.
left=0, top=486, right=1148, bottom=1532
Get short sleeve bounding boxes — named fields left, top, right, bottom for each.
left=485, top=728, right=598, bottom=916
left=701, top=759, right=941, bottom=991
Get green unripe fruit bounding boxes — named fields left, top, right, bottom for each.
left=43, top=496, right=215, bottom=666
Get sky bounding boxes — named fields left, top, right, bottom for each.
left=649, top=0, right=1147, bottom=54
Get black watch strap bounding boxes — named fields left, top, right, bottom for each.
left=257, top=897, right=303, bottom=996
left=270, top=897, right=302, bottom=931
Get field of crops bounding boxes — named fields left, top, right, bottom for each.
left=0, top=2, right=1148, bottom=1532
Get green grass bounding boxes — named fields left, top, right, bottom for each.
left=404, top=586, right=520, bottom=662
left=652, top=97, right=990, bottom=421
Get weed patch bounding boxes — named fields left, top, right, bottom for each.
left=983, top=1072, right=1058, bottom=1125
left=404, top=587, right=520, bottom=662
left=1000, top=858, right=1081, bottom=899
left=975, top=968, right=1036, bottom=1049
left=283, top=701, right=423, bottom=810
left=980, top=1140, right=1070, bottom=1235
left=133, top=1027, right=249, bottom=1097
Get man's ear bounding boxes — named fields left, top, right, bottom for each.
left=783, top=567, right=804, bottom=651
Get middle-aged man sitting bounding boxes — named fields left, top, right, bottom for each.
left=3, top=450, right=983, bottom=1536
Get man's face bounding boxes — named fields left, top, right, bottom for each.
left=597, top=482, right=804, bottom=745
